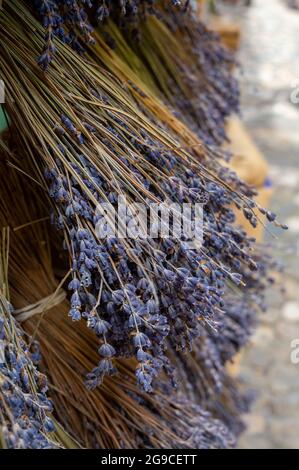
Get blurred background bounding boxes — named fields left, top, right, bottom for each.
left=211, top=0, right=299, bottom=449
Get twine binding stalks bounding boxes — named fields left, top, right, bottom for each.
left=0, top=0, right=286, bottom=449
left=14, top=290, right=67, bottom=323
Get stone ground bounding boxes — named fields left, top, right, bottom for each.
left=220, top=0, right=299, bottom=449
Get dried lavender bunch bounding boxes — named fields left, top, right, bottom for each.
left=0, top=230, right=56, bottom=449
left=34, top=1, right=238, bottom=145
left=166, top=297, right=256, bottom=439
left=165, top=246, right=278, bottom=438
left=100, top=10, right=239, bottom=145
left=160, top=9, right=239, bottom=145
left=0, top=2, right=285, bottom=396
left=122, top=383, right=236, bottom=449
left=0, top=163, right=235, bottom=449
left=33, top=0, right=178, bottom=69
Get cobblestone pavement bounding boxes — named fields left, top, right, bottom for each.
left=224, top=0, right=299, bottom=449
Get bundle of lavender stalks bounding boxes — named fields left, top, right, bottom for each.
left=0, top=0, right=286, bottom=449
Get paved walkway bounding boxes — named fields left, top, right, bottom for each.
left=227, top=0, right=299, bottom=449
